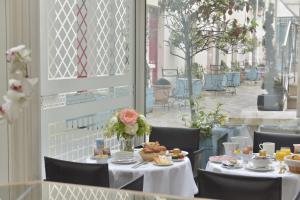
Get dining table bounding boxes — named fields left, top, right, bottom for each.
left=206, top=159, right=300, bottom=200
left=87, top=149, right=198, bottom=197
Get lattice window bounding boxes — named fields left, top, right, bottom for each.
left=42, top=0, right=134, bottom=163
left=47, top=0, right=132, bottom=80
left=47, top=182, right=132, bottom=200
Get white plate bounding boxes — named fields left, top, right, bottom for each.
left=111, top=158, right=137, bottom=164
left=245, top=164, right=274, bottom=172
left=153, top=162, right=173, bottom=166
left=221, top=164, right=243, bottom=169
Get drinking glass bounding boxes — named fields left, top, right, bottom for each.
left=275, top=150, right=285, bottom=162
left=280, top=147, right=291, bottom=157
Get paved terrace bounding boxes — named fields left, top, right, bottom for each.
left=147, top=81, right=298, bottom=128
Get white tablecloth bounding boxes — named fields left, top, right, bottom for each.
left=87, top=154, right=198, bottom=197
left=206, top=161, right=300, bottom=200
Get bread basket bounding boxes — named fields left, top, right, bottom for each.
left=284, top=155, right=300, bottom=174
left=139, top=150, right=165, bottom=161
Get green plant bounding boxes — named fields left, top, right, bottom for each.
left=189, top=103, right=227, bottom=137
left=231, top=61, right=241, bottom=72
left=191, top=63, right=204, bottom=80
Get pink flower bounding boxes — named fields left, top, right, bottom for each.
left=119, top=109, right=138, bottom=126
left=0, top=105, right=5, bottom=114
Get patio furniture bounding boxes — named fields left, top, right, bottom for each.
left=246, top=67, right=260, bottom=81
left=87, top=152, right=198, bottom=197
left=149, top=126, right=202, bottom=175
left=44, top=156, right=109, bottom=187
left=253, top=131, right=300, bottom=153
left=203, top=73, right=226, bottom=91
left=205, top=157, right=300, bottom=200
left=146, top=87, right=153, bottom=113
left=119, top=175, right=144, bottom=191
left=225, top=72, right=240, bottom=94
left=197, top=169, right=282, bottom=200
left=172, top=78, right=202, bottom=99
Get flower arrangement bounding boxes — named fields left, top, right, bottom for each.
left=105, top=108, right=151, bottom=140
left=0, top=45, right=38, bottom=122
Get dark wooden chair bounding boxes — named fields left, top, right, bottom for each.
left=196, top=169, right=282, bottom=200
left=149, top=126, right=203, bottom=175
left=44, top=156, right=109, bottom=187
left=119, top=175, right=144, bottom=191
left=253, top=131, right=300, bottom=153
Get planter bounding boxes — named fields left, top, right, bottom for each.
left=199, top=135, right=213, bottom=169
left=257, top=94, right=285, bottom=111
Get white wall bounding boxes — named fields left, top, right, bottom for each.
left=0, top=0, right=8, bottom=184
left=5, top=0, right=41, bottom=183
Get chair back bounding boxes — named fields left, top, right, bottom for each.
left=119, top=175, right=144, bottom=191
left=44, top=156, right=109, bottom=187
left=150, top=126, right=200, bottom=167
left=197, top=169, right=281, bottom=200
left=253, top=131, right=300, bottom=153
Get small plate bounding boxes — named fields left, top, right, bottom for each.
left=245, top=164, right=274, bottom=172
left=111, top=158, right=137, bottom=165
left=221, top=163, right=243, bottom=169
left=153, top=162, right=173, bottom=166
left=209, top=155, right=236, bottom=164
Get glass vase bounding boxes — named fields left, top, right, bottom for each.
left=120, top=137, right=134, bottom=152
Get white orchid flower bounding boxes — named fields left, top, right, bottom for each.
left=139, top=114, right=146, bottom=121
left=6, top=45, right=31, bottom=63
left=124, top=124, right=138, bottom=136
left=110, top=116, right=118, bottom=125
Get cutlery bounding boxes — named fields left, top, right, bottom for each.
left=132, top=161, right=148, bottom=168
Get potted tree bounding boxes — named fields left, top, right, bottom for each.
left=183, top=102, right=227, bottom=168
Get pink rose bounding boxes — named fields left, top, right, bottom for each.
left=119, top=109, right=138, bottom=126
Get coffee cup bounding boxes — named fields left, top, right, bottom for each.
left=293, top=144, right=300, bottom=154
left=250, top=156, right=271, bottom=168
left=259, top=142, right=275, bottom=156
left=223, top=142, right=239, bottom=156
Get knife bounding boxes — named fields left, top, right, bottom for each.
left=132, top=161, right=147, bottom=168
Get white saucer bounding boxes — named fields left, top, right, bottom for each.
left=245, top=164, right=274, bottom=172
left=111, top=158, right=137, bottom=164
left=153, top=162, right=173, bottom=166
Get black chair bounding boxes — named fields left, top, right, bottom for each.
left=44, top=156, right=109, bottom=187
left=119, top=175, right=144, bottom=191
left=197, top=169, right=282, bottom=200
left=149, top=126, right=203, bottom=175
left=253, top=131, right=300, bottom=153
